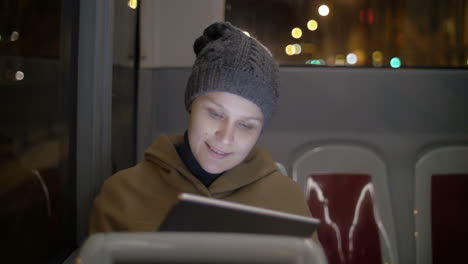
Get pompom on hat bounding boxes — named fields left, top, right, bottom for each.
left=185, top=22, right=280, bottom=125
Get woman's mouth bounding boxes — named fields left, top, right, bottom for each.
left=206, top=143, right=230, bottom=159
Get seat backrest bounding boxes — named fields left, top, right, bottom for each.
left=431, top=174, right=468, bottom=264
left=414, top=146, right=468, bottom=264
left=307, top=173, right=382, bottom=264
left=292, top=144, right=398, bottom=264
left=77, top=232, right=328, bottom=264
left=275, top=161, right=288, bottom=176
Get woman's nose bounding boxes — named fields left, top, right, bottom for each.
left=216, top=122, right=234, bottom=145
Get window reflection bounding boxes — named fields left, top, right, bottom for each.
left=112, top=0, right=138, bottom=173
left=0, top=0, right=76, bottom=262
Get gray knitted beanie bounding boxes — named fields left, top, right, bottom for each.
left=185, top=22, right=279, bottom=125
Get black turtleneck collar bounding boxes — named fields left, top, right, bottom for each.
left=176, top=131, right=223, bottom=187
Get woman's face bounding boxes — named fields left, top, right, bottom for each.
left=188, top=92, right=264, bottom=174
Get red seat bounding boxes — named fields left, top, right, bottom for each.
left=307, top=174, right=382, bottom=264
left=431, top=174, right=468, bottom=264
left=415, top=146, right=468, bottom=264
left=293, top=144, right=397, bottom=264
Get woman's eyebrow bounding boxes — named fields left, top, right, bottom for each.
left=244, top=116, right=263, bottom=122
left=205, top=97, right=224, bottom=110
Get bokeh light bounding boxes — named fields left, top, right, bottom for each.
left=359, top=9, right=374, bottom=24
left=372, top=51, right=383, bottom=67
left=293, top=44, right=302, bottom=55
left=346, top=53, right=358, bottom=65
left=367, top=9, right=374, bottom=24
left=372, top=51, right=383, bottom=62
left=306, top=59, right=326, bottom=65
left=291, top=28, right=302, bottom=39
left=15, top=71, right=24, bottom=81
left=335, top=54, right=345, bottom=65
left=128, top=0, right=138, bottom=9
left=10, top=31, right=19, bottom=41
left=307, top=20, right=318, bottom=31
left=396, top=33, right=404, bottom=46
left=318, top=5, right=330, bottom=16
left=285, top=45, right=295, bottom=56
left=301, top=43, right=317, bottom=54
left=353, top=49, right=366, bottom=65
left=390, top=57, right=402, bottom=68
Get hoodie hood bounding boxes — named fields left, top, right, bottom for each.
left=144, top=134, right=278, bottom=196
left=90, top=133, right=312, bottom=234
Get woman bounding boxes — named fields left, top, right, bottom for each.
left=89, top=22, right=312, bottom=233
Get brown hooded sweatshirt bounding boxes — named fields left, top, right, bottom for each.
left=89, top=134, right=312, bottom=234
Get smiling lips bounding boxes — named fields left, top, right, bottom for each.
left=206, top=142, right=231, bottom=159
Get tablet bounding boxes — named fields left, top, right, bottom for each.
left=159, top=193, right=320, bottom=238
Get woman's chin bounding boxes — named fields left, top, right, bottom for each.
left=200, top=162, right=227, bottom=174
left=204, top=166, right=225, bottom=174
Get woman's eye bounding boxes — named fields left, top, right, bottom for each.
left=209, top=110, right=223, bottom=119
left=238, top=122, right=253, bottom=130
